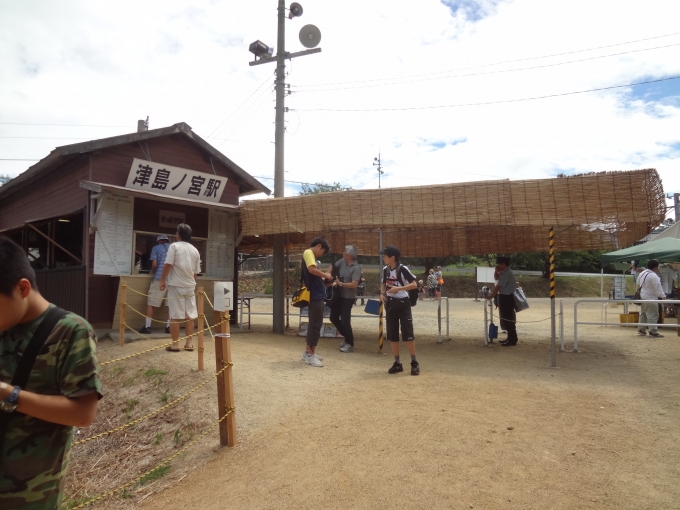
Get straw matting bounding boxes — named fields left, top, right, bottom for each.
left=239, top=169, right=665, bottom=257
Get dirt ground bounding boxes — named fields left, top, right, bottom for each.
left=80, top=297, right=680, bottom=510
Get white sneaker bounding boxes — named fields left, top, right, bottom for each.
left=305, top=353, right=324, bottom=367
left=339, top=341, right=348, bottom=349
left=340, top=344, right=354, bottom=353
left=302, top=351, right=323, bottom=361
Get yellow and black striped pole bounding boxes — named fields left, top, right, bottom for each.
left=378, top=300, right=384, bottom=354
left=549, top=226, right=557, bottom=367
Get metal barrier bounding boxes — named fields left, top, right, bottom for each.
left=237, top=294, right=451, bottom=341
left=573, top=299, right=680, bottom=351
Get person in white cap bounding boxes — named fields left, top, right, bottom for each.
left=139, top=235, right=171, bottom=335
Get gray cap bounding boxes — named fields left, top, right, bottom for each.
left=157, top=235, right=169, bottom=241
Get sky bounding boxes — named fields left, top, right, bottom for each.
left=1, top=0, right=679, bottom=219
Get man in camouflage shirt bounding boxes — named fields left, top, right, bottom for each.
left=0, top=236, right=103, bottom=510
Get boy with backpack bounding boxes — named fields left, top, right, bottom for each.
left=0, top=236, right=102, bottom=509
left=379, top=246, right=420, bottom=375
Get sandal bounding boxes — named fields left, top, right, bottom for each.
left=183, top=345, right=194, bottom=351
left=166, top=346, right=180, bottom=352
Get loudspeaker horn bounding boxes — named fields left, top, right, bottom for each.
left=289, top=2, right=303, bottom=18
left=299, top=24, right=321, bottom=48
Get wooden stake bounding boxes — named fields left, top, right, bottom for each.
left=119, top=282, right=127, bottom=347
left=197, top=286, right=204, bottom=372
left=215, top=314, right=236, bottom=447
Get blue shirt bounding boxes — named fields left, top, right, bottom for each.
left=150, top=243, right=170, bottom=280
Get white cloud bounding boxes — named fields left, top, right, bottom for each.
left=1, top=0, right=679, bottom=218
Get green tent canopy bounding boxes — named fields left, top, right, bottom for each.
left=601, top=237, right=680, bottom=267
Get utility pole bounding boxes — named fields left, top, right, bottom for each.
left=249, top=2, right=322, bottom=334
left=373, top=152, right=384, bottom=253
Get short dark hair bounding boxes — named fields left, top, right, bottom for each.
left=309, top=237, right=330, bottom=254
left=646, top=259, right=659, bottom=270
left=177, top=223, right=193, bottom=242
left=0, top=236, right=38, bottom=296
left=496, top=256, right=510, bottom=266
left=381, top=245, right=401, bottom=264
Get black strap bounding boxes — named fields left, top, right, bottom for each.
left=11, top=307, right=68, bottom=388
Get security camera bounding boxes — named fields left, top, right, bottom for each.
left=248, top=40, right=274, bottom=59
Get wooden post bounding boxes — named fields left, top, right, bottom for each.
left=119, top=282, right=127, bottom=346
left=197, top=286, right=204, bottom=372
left=215, top=314, right=237, bottom=447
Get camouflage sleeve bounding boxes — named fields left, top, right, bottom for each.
left=56, top=316, right=103, bottom=400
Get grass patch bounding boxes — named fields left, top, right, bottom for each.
left=65, top=495, right=98, bottom=509
left=144, top=367, right=169, bottom=386
left=112, top=365, right=125, bottom=376
left=173, top=429, right=181, bottom=445
left=121, top=373, right=140, bottom=387
left=264, top=282, right=273, bottom=294
left=155, top=433, right=163, bottom=445
left=160, top=390, right=169, bottom=403
left=139, top=464, right=171, bottom=486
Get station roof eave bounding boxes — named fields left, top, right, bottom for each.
left=0, top=122, right=271, bottom=202
left=79, top=180, right=239, bottom=211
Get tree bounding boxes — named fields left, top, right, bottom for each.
left=298, top=182, right=351, bottom=195
left=0, top=174, right=13, bottom=185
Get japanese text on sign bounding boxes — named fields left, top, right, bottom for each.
left=159, top=210, right=185, bottom=228
left=125, top=158, right=227, bottom=203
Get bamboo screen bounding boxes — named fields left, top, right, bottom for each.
left=239, top=169, right=665, bottom=257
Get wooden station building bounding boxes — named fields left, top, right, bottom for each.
left=0, top=122, right=270, bottom=329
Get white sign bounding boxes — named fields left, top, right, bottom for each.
left=125, top=158, right=227, bottom=204
left=213, top=281, right=233, bottom=312
left=476, top=267, right=497, bottom=284
left=207, top=208, right=236, bottom=279
left=159, top=210, right=185, bottom=229
left=94, top=194, right=134, bottom=275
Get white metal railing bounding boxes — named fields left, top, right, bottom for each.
left=238, top=294, right=451, bottom=342
left=573, top=299, right=680, bottom=351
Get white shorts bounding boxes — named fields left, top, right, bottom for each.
left=147, top=280, right=169, bottom=307
left=167, top=285, right=198, bottom=320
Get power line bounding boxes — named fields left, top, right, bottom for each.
left=298, top=31, right=680, bottom=88
left=294, top=76, right=680, bottom=112
left=296, top=43, right=680, bottom=92
left=0, top=158, right=40, bottom=161
left=0, top=136, right=92, bottom=140
left=0, top=122, right=129, bottom=127
left=206, top=73, right=274, bottom=139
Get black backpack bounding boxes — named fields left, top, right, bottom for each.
left=383, top=265, right=419, bottom=307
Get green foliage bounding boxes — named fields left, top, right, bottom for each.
left=144, top=367, right=168, bottom=386
left=65, top=495, right=98, bottom=509
left=138, top=465, right=171, bottom=486
left=264, top=282, right=273, bottom=294
left=155, top=433, right=163, bottom=445
left=299, top=182, right=351, bottom=195
left=0, top=174, right=13, bottom=185
left=112, top=365, right=125, bottom=376
left=173, top=429, right=181, bottom=445
left=160, top=390, right=169, bottom=403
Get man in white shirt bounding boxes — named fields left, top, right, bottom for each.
left=159, top=223, right=202, bottom=351
left=636, top=259, right=666, bottom=338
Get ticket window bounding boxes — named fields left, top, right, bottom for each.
left=133, top=232, right=206, bottom=276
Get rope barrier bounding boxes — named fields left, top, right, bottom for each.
left=125, top=284, right=200, bottom=301
left=126, top=303, right=193, bottom=324
left=68, top=407, right=236, bottom=510
left=100, top=318, right=227, bottom=366
left=73, top=363, right=231, bottom=446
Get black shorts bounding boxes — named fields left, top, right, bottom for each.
left=385, top=298, right=415, bottom=342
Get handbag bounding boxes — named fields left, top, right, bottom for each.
left=291, top=270, right=310, bottom=309
left=437, top=277, right=444, bottom=285
left=513, top=287, right=529, bottom=312
left=633, top=270, right=650, bottom=301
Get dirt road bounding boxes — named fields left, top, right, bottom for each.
left=91, top=298, right=679, bottom=509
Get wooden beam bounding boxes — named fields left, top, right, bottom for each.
left=25, top=222, right=82, bottom=265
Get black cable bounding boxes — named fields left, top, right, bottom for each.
left=295, top=76, right=680, bottom=112
left=0, top=122, right=129, bottom=127
left=297, top=43, right=680, bottom=92
left=298, top=31, right=680, bottom=88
